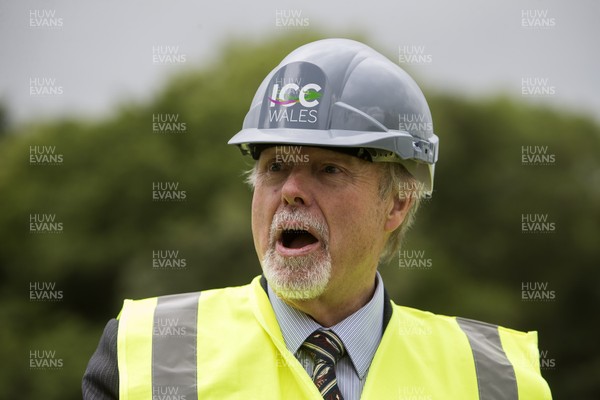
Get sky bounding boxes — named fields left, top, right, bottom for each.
left=1, top=0, right=599, bottom=127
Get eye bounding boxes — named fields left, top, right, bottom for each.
left=322, top=165, right=341, bottom=174
left=268, top=162, right=283, bottom=172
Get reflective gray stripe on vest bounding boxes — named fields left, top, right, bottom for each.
left=457, top=317, right=518, bottom=400
left=152, top=292, right=200, bottom=400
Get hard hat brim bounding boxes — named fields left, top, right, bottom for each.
left=228, top=127, right=436, bottom=195
left=228, top=128, right=438, bottom=163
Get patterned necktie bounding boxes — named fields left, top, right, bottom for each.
left=301, top=329, right=346, bottom=400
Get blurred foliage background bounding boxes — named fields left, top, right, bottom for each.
left=0, top=33, right=599, bottom=399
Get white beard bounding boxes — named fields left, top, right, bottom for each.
left=263, top=247, right=332, bottom=300
left=261, top=209, right=331, bottom=300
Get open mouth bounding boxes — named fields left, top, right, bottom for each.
left=275, top=227, right=322, bottom=257
left=280, top=229, right=318, bottom=249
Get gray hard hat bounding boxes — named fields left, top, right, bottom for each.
left=228, top=38, right=439, bottom=194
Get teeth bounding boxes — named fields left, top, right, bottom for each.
left=281, top=229, right=308, bottom=237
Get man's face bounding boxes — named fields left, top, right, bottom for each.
left=251, top=146, right=399, bottom=301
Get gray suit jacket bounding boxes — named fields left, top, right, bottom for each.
left=82, top=319, right=119, bottom=399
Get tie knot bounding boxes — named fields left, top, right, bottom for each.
left=302, top=329, right=346, bottom=365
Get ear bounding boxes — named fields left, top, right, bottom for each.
left=384, top=195, right=413, bottom=233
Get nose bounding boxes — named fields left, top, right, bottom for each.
left=281, top=168, right=312, bottom=207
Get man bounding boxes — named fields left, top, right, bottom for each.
left=83, top=39, right=552, bottom=399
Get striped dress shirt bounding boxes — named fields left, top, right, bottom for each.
left=267, top=273, right=384, bottom=400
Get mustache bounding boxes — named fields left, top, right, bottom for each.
left=268, top=208, right=329, bottom=245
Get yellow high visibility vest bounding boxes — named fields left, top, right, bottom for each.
left=117, top=276, right=552, bottom=399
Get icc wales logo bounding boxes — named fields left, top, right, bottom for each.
left=260, top=61, right=327, bottom=127
left=267, top=81, right=322, bottom=124
left=268, top=83, right=322, bottom=108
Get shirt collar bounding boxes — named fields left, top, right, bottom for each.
left=267, top=272, right=385, bottom=379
